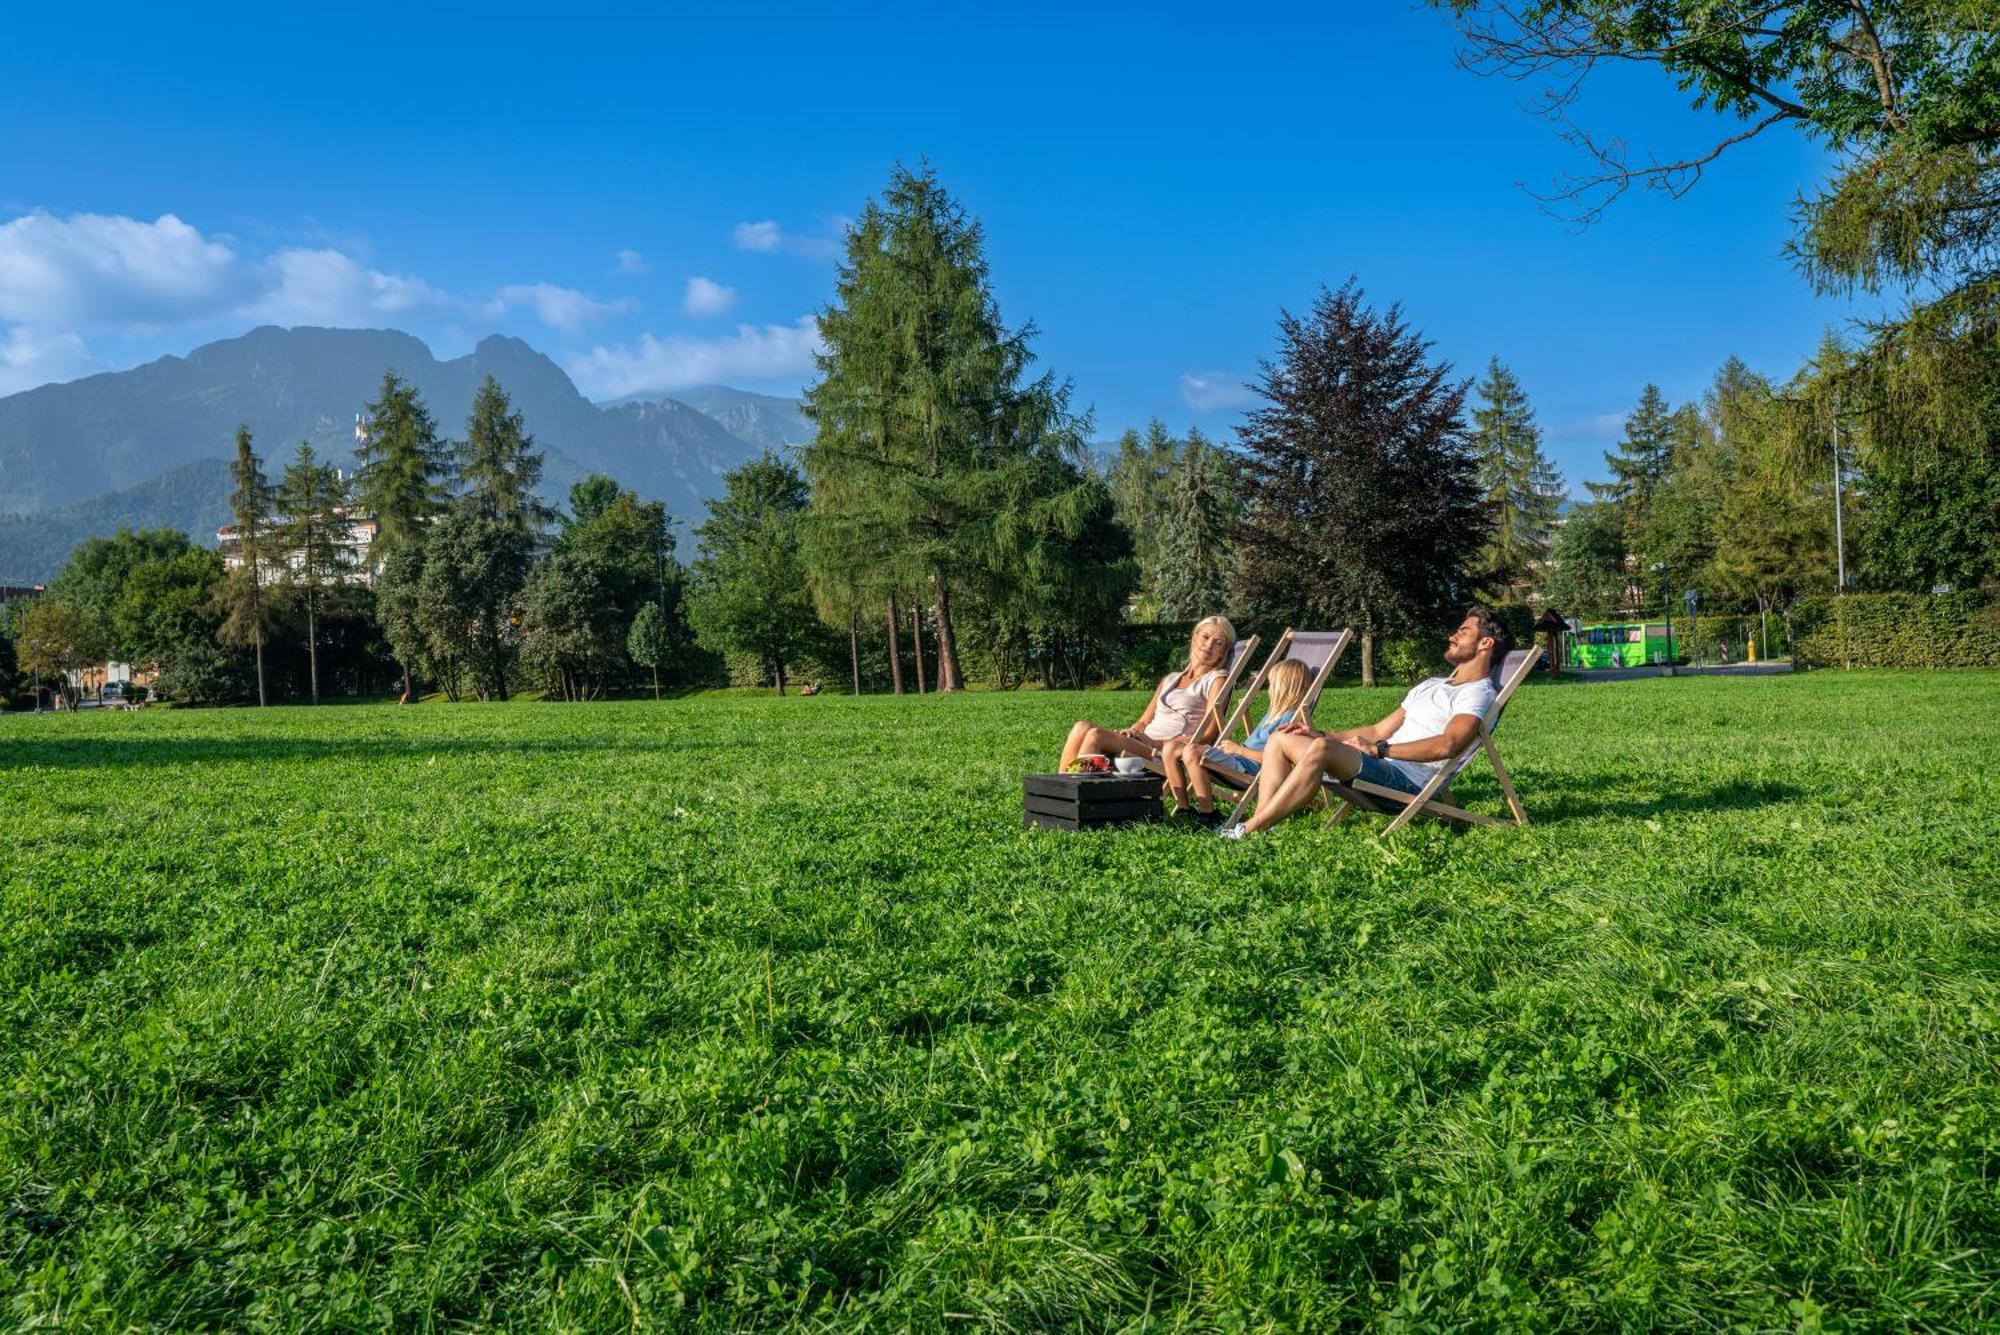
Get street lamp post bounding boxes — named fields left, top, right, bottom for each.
left=1651, top=562, right=1675, bottom=677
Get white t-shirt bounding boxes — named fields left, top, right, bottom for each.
left=1143, top=667, right=1225, bottom=742
left=1384, top=674, right=1497, bottom=785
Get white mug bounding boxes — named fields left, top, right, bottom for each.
left=1113, top=755, right=1147, bottom=775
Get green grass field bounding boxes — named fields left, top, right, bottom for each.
left=3, top=673, right=1997, bottom=1330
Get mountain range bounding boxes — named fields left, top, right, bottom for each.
left=0, top=326, right=813, bottom=582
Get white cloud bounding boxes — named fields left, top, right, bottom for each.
left=612, top=248, right=649, bottom=274
left=254, top=248, right=460, bottom=325
left=0, top=210, right=473, bottom=340
left=0, top=211, right=249, bottom=326
left=732, top=220, right=782, bottom=253
left=730, top=217, right=841, bottom=259
left=0, top=325, right=95, bottom=396
left=1177, top=371, right=1259, bottom=414
left=569, top=316, right=823, bottom=397
left=487, top=281, right=629, bottom=334
left=681, top=275, right=737, bottom=317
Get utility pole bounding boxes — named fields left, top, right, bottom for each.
left=1831, top=391, right=1848, bottom=594
left=1651, top=561, right=1675, bottom=677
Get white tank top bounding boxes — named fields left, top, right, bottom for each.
left=1144, top=667, right=1224, bottom=742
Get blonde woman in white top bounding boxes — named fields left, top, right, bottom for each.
left=1058, top=616, right=1237, bottom=772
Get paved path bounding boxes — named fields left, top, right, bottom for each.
left=1555, top=662, right=1795, bottom=682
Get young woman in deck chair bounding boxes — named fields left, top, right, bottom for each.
left=1058, top=616, right=1237, bottom=774
left=1158, top=656, right=1308, bottom=827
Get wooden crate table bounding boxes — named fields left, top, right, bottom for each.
left=1022, top=772, right=1165, bottom=831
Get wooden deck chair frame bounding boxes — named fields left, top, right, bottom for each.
left=1192, top=628, right=1353, bottom=814
left=1321, top=648, right=1538, bottom=837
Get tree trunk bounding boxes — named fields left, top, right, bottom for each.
left=912, top=601, right=927, bottom=694
left=886, top=593, right=904, bottom=695
left=1359, top=604, right=1375, bottom=689
left=932, top=573, right=965, bottom=692
left=307, top=606, right=320, bottom=704
left=652, top=665, right=660, bottom=700
left=493, top=622, right=510, bottom=702
left=849, top=614, right=861, bottom=696
left=774, top=661, right=787, bottom=696
left=255, top=635, right=267, bottom=707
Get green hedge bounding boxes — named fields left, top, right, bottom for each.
left=1791, top=590, right=2000, bottom=669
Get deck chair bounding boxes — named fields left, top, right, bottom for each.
left=1184, top=628, right=1353, bottom=815
left=1322, top=648, right=1538, bottom=837
left=1138, top=635, right=1259, bottom=776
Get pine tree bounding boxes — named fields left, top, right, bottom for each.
left=1154, top=429, right=1241, bottom=621
left=355, top=371, right=452, bottom=560
left=1232, top=281, right=1489, bottom=686
left=215, top=426, right=275, bottom=706
left=1468, top=358, right=1564, bottom=595
left=803, top=164, right=1083, bottom=693
left=355, top=372, right=451, bottom=697
left=1587, top=383, right=1675, bottom=544
left=272, top=442, right=354, bottom=703
left=460, top=376, right=552, bottom=533
left=1105, top=420, right=1179, bottom=614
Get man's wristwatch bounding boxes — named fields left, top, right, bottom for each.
left=1372, top=739, right=1391, bottom=760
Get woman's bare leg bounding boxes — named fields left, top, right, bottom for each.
left=1188, top=752, right=1219, bottom=813
left=1159, top=740, right=1191, bottom=809
left=1062, top=721, right=1160, bottom=771
left=1060, top=720, right=1096, bottom=771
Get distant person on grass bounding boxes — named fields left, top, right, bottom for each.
left=1158, top=656, right=1309, bottom=827
left=1058, top=616, right=1236, bottom=773
left=1222, top=606, right=1511, bottom=839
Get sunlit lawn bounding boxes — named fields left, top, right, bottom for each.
left=3, top=671, right=1996, bottom=1328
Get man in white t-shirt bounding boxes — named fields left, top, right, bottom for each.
left=1226, top=606, right=1512, bottom=837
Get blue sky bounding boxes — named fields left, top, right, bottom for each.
left=1, top=2, right=1865, bottom=491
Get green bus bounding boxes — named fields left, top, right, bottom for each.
left=1570, top=621, right=1675, bottom=669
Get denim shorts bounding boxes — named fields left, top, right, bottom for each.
left=1206, top=748, right=1260, bottom=778
left=1353, top=753, right=1426, bottom=795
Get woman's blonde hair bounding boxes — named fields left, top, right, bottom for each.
left=1187, top=615, right=1237, bottom=673
left=1264, top=657, right=1310, bottom=718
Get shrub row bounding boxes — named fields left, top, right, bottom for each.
left=1791, top=589, right=2000, bottom=669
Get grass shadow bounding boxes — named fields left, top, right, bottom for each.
left=0, top=733, right=718, bottom=773
left=1527, top=777, right=1806, bottom=823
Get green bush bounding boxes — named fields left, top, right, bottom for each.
left=1791, top=589, right=2000, bottom=668
left=1375, top=635, right=1434, bottom=685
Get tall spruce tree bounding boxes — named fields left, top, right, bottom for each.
left=1105, top=419, right=1180, bottom=615
left=1232, top=281, right=1488, bottom=685
left=804, top=164, right=1085, bottom=692
left=1468, top=358, right=1565, bottom=595
left=356, top=371, right=453, bottom=559
left=460, top=376, right=552, bottom=533
left=1154, top=429, right=1241, bottom=621
left=215, top=426, right=275, bottom=706
left=1587, top=383, right=1675, bottom=546
left=272, top=443, right=354, bottom=703
left=355, top=372, right=451, bottom=696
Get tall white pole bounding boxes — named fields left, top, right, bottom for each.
left=1831, top=391, right=1847, bottom=593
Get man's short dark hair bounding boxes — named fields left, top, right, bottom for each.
left=1464, top=604, right=1513, bottom=679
